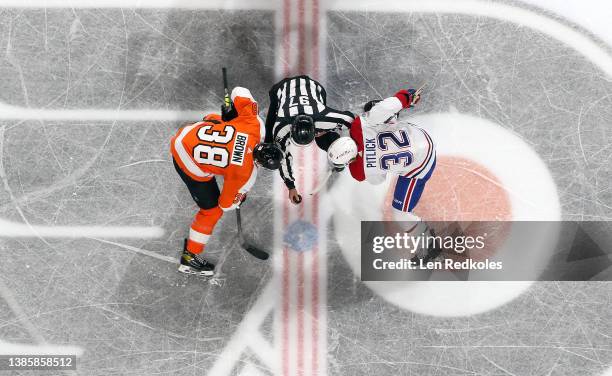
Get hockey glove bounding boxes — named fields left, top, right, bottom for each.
left=396, top=89, right=420, bottom=108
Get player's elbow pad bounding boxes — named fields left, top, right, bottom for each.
left=231, top=87, right=259, bottom=117
left=231, top=87, right=255, bottom=102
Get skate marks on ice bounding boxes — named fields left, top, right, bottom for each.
left=208, top=282, right=277, bottom=376
left=216, top=1, right=612, bottom=374
left=0, top=278, right=84, bottom=359
left=0, top=5, right=274, bottom=248
left=0, top=1, right=610, bottom=376
left=330, top=112, right=561, bottom=315
left=0, top=0, right=277, bottom=10
left=0, top=6, right=277, bottom=374
left=331, top=0, right=612, bottom=77
left=0, top=4, right=266, bottom=240
left=324, top=3, right=612, bottom=376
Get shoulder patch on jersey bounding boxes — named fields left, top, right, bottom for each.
left=231, top=132, right=249, bottom=166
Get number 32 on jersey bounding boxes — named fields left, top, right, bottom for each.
left=377, top=129, right=413, bottom=170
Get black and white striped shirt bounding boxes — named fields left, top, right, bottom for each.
left=264, top=75, right=355, bottom=189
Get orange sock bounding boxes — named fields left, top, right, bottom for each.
left=186, top=206, right=223, bottom=254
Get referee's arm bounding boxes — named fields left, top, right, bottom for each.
left=314, top=107, right=355, bottom=129
left=264, top=84, right=282, bottom=143
left=276, top=126, right=296, bottom=190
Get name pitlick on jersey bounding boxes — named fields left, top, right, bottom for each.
left=364, top=137, right=377, bottom=168
left=231, top=132, right=249, bottom=166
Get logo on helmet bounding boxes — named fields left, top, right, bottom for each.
left=334, top=150, right=353, bottom=160
left=328, top=137, right=358, bottom=167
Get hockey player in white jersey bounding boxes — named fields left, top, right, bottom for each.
left=327, top=87, right=439, bottom=261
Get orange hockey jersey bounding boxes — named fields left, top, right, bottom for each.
left=171, top=88, right=264, bottom=211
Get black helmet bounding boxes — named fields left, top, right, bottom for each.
left=253, top=143, right=283, bottom=170
left=290, top=115, right=315, bottom=146
left=363, top=99, right=382, bottom=112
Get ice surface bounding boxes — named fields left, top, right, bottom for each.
left=0, top=4, right=610, bottom=376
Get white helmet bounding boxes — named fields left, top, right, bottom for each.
left=327, top=137, right=358, bottom=167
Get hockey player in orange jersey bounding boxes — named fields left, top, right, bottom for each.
left=171, top=87, right=282, bottom=276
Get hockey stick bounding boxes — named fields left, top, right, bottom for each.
left=412, top=82, right=427, bottom=106
left=309, top=169, right=334, bottom=196
left=410, top=82, right=428, bottom=107
left=236, top=206, right=270, bottom=260
left=220, top=68, right=268, bottom=260
left=221, top=67, right=238, bottom=121
left=415, top=82, right=428, bottom=94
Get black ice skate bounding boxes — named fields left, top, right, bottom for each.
left=410, top=227, right=443, bottom=265
left=178, top=240, right=215, bottom=277
left=423, top=240, right=443, bottom=263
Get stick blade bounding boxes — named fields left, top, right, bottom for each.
left=236, top=207, right=270, bottom=260
left=242, top=244, right=270, bottom=260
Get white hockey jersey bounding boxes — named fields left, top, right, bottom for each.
left=348, top=96, right=436, bottom=184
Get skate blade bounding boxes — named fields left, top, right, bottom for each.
left=178, top=264, right=214, bottom=277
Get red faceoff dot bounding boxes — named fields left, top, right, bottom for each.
left=384, top=156, right=513, bottom=262
left=414, top=156, right=512, bottom=221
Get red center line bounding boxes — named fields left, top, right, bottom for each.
left=311, top=163, right=320, bottom=376
left=281, top=1, right=291, bottom=375
left=297, top=0, right=306, bottom=376
left=281, top=1, right=323, bottom=374
left=310, top=2, right=321, bottom=375
left=312, top=0, right=320, bottom=79
left=283, top=0, right=291, bottom=77
left=298, top=0, right=306, bottom=74
left=297, top=252, right=305, bottom=376
left=296, top=1, right=308, bottom=375
left=282, top=203, right=290, bottom=376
